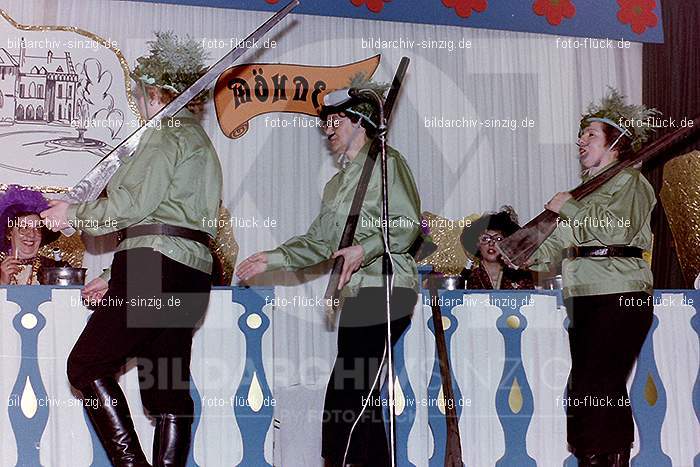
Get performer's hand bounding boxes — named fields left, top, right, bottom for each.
left=500, top=254, right=520, bottom=270
left=0, top=257, right=21, bottom=285
left=236, top=252, right=269, bottom=282
left=81, top=277, right=108, bottom=303
left=332, top=245, right=364, bottom=289
left=545, top=192, right=572, bottom=214
left=40, top=200, right=71, bottom=231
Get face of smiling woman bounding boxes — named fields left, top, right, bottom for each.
left=9, top=214, right=43, bottom=260
left=477, top=229, right=504, bottom=264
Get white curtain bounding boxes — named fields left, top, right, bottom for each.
left=2, top=0, right=642, bottom=463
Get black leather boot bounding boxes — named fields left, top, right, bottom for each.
left=577, top=450, right=630, bottom=467
left=80, top=378, right=151, bottom=467
left=152, top=414, right=192, bottom=467
left=578, top=453, right=607, bottom=466
left=607, top=450, right=630, bottom=467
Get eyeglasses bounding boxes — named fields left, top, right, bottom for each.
left=478, top=233, right=504, bottom=244
left=11, top=220, right=42, bottom=236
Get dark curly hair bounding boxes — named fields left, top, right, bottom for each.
left=601, top=124, right=634, bottom=161
left=460, top=210, right=520, bottom=257
left=340, top=111, right=378, bottom=139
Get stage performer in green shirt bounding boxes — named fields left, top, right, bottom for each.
left=237, top=80, right=422, bottom=466
left=41, top=32, right=222, bottom=467
left=528, top=89, right=659, bottom=467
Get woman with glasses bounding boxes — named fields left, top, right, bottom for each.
left=0, top=185, right=66, bottom=285
left=459, top=208, right=534, bottom=290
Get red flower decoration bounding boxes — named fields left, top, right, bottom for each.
left=443, top=0, right=488, bottom=19
left=351, top=0, right=389, bottom=14
left=533, top=0, right=576, bottom=25
left=617, top=0, right=658, bottom=34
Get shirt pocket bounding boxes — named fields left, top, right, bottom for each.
left=118, top=164, right=151, bottom=207
left=583, top=186, right=614, bottom=207
left=357, top=196, right=382, bottom=236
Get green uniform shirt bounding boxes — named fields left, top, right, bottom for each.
left=531, top=164, right=656, bottom=298
left=265, top=141, right=422, bottom=297
left=67, top=109, right=223, bottom=282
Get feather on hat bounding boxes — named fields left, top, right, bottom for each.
left=131, top=31, right=210, bottom=101
left=580, top=87, right=661, bottom=151
left=320, top=73, right=389, bottom=128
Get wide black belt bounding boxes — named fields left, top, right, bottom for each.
left=116, top=224, right=211, bottom=248
left=564, top=246, right=643, bottom=259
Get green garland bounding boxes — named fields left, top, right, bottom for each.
left=580, top=87, right=661, bottom=151
left=344, top=73, right=390, bottom=124
left=131, top=31, right=210, bottom=100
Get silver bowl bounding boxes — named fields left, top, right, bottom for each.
left=424, top=273, right=465, bottom=290
left=542, top=274, right=563, bottom=290
left=38, top=267, right=87, bottom=286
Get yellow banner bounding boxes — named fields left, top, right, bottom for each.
left=214, top=55, right=380, bottom=138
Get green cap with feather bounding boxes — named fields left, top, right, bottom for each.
left=131, top=31, right=210, bottom=100
left=580, top=87, right=660, bottom=152
left=320, top=73, right=389, bottom=128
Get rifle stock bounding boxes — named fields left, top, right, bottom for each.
left=497, top=210, right=559, bottom=267
left=499, top=115, right=700, bottom=266
left=428, top=281, right=464, bottom=466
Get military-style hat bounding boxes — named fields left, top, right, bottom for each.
left=319, top=73, right=389, bottom=128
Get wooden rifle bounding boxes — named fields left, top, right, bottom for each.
left=498, top=115, right=700, bottom=266
left=428, top=277, right=464, bottom=466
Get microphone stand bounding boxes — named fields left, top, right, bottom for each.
left=353, top=88, right=397, bottom=467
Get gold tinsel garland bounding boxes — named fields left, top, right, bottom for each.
left=210, top=206, right=239, bottom=285
left=39, top=232, right=86, bottom=268
left=417, top=211, right=481, bottom=275
left=660, top=150, right=700, bottom=285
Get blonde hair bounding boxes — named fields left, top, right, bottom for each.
left=142, top=84, right=205, bottom=117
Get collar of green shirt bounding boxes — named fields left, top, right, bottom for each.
left=582, top=159, right=618, bottom=182
left=120, top=108, right=198, bottom=163
left=345, top=139, right=373, bottom=171
left=175, top=107, right=198, bottom=121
